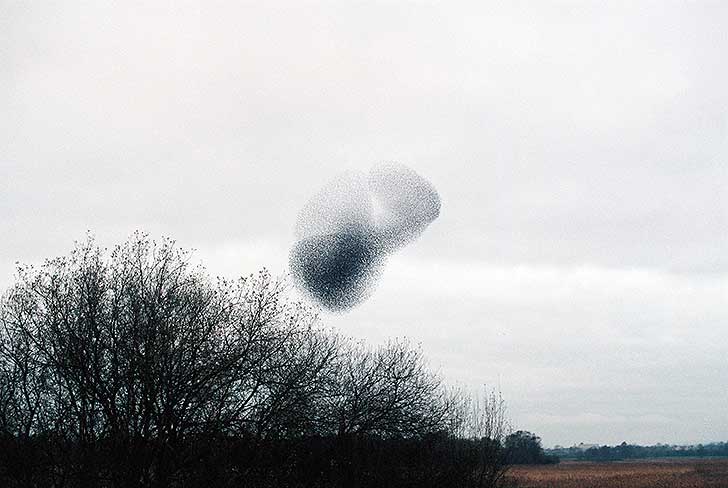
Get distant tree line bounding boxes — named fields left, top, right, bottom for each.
left=547, top=441, right=728, bottom=462
left=0, top=234, right=531, bottom=488
left=505, top=431, right=558, bottom=465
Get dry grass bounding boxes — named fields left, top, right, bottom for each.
left=506, top=458, right=728, bottom=488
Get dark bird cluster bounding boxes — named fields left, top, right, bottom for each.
left=290, top=163, right=441, bottom=311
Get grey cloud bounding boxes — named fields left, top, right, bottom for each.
left=2, top=1, right=727, bottom=446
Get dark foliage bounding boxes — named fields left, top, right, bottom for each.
left=505, top=431, right=559, bottom=465
left=548, top=441, right=728, bottom=462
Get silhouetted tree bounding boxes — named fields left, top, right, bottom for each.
left=0, top=233, right=522, bottom=488
left=505, top=430, right=556, bottom=465
left=443, top=386, right=514, bottom=487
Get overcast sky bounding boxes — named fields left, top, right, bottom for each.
left=2, top=1, right=727, bottom=447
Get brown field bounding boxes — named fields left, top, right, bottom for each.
left=506, top=458, right=728, bottom=488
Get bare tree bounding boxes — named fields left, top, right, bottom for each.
left=323, top=338, right=443, bottom=439
left=0, top=233, right=521, bottom=488
left=443, top=385, right=513, bottom=488
left=0, top=234, right=341, bottom=487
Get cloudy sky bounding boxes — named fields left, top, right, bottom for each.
left=2, top=1, right=727, bottom=447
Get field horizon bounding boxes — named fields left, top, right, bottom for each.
left=507, top=458, right=728, bottom=488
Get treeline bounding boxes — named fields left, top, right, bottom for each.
left=548, top=441, right=728, bottom=462
left=505, top=431, right=559, bottom=465
left=0, top=234, right=519, bottom=488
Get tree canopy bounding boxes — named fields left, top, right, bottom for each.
left=0, top=234, right=523, bottom=488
